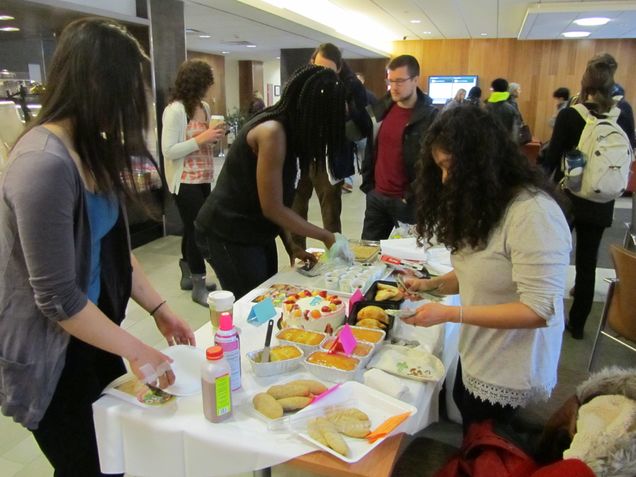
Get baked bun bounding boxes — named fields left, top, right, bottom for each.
left=357, top=305, right=389, bottom=324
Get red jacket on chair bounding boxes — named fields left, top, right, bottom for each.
left=433, top=420, right=594, bottom=477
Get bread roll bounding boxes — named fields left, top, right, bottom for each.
left=277, top=396, right=312, bottom=411
left=267, top=383, right=310, bottom=399
left=253, top=393, right=284, bottom=419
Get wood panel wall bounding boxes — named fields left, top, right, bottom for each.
left=186, top=50, right=226, bottom=115
left=346, top=58, right=390, bottom=101
left=393, top=39, right=636, bottom=142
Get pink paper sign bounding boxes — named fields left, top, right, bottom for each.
left=348, top=288, right=364, bottom=316
left=337, top=324, right=358, bottom=356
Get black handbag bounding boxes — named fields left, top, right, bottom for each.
left=519, top=124, right=532, bottom=145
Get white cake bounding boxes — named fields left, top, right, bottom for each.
left=282, top=290, right=345, bottom=334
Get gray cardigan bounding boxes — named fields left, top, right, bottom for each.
left=0, top=127, right=93, bottom=429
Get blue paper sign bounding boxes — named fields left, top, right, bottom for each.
left=247, top=297, right=277, bottom=325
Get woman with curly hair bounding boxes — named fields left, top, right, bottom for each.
left=195, top=65, right=347, bottom=298
left=400, top=106, right=571, bottom=432
left=162, top=59, right=224, bottom=305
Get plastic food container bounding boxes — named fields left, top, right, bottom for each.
left=303, top=351, right=360, bottom=383
left=246, top=345, right=304, bottom=377
left=364, top=280, right=405, bottom=304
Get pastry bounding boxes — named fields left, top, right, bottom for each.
left=357, top=305, right=389, bottom=324
left=306, top=351, right=359, bottom=371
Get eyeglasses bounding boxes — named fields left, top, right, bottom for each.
left=386, top=76, right=413, bottom=86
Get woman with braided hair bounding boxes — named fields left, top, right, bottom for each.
left=195, top=65, right=347, bottom=298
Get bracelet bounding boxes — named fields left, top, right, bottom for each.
left=458, top=306, right=463, bottom=324
left=149, top=300, right=167, bottom=317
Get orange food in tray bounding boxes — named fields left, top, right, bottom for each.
left=306, top=351, right=359, bottom=371
left=348, top=327, right=384, bottom=344
left=277, top=328, right=325, bottom=346
left=321, top=338, right=372, bottom=357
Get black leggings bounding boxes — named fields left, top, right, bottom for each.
left=453, top=360, right=517, bottom=435
left=197, top=230, right=278, bottom=299
left=32, top=338, right=125, bottom=477
left=568, top=221, right=606, bottom=334
left=174, top=183, right=211, bottom=275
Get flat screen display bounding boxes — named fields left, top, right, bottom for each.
left=428, top=75, right=478, bottom=105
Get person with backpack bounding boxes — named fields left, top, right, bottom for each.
left=544, top=53, right=633, bottom=339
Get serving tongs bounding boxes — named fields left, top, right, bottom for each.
left=394, top=274, right=444, bottom=301
left=385, top=308, right=417, bottom=319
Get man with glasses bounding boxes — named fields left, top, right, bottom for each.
left=360, top=55, right=437, bottom=240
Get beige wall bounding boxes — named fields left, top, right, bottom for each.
left=393, top=38, right=636, bottom=142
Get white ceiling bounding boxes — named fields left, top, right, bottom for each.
left=184, top=0, right=636, bottom=61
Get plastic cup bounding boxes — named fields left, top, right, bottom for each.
left=209, top=114, right=225, bottom=130
left=324, top=275, right=339, bottom=290
left=207, top=290, right=235, bottom=329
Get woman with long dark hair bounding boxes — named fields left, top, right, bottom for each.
left=195, top=65, right=347, bottom=298
left=0, top=18, right=194, bottom=476
left=162, top=59, right=224, bottom=306
left=400, top=106, right=571, bottom=432
left=543, top=54, right=628, bottom=339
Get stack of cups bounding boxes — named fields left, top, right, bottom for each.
left=207, top=290, right=235, bottom=330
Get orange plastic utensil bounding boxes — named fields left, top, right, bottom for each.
left=365, top=412, right=412, bottom=443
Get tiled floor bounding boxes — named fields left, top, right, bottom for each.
left=0, top=172, right=632, bottom=476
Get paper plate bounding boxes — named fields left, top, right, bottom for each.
left=162, top=345, right=205, bottom=396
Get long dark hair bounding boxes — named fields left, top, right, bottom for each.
left=169, top=59, right=214, bottom=119
left=29, top=17, right=154, bottom=198
left=244, top=64, right=346, bottom=168
left=580, top=54, right=616, bottom=113
left=415, top=106, right=557, bottom=252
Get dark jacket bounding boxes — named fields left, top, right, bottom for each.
left=486, top=93, right=521, bottom=142
left=360, top=88, right=437, bottom=196
left=330, top=65, right=373, bottom=179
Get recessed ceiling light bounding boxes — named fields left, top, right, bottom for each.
left=562, top=31, right=590, bottom=38
left=276, top=56, right=280, bottom=59
left=423, top=31, right=432, bottom=35
left=574, top=17, right=610, bottom=27
left=410, top=20, right=421, bottom=24
left=0, top=26, right=19, bottom=31
left=0, top=15, right=15, bottom=21
left=199, top=34, right=211, bottom=38
left=221, top=51, right=229, bottom=54
left=480, top=33, right=488, bottom=36
left=246, top=44, right=256, bottom=48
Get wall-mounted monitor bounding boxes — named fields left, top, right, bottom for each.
left=428, top=75, right=478, bottom=105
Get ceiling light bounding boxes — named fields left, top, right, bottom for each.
left=276, top=56, right=280, bottom=59
left=562, top=31, right=590, bottom=38
left=246, top=44, right=256, bottom=48
left=221, top=51, right=229, bottom=54
left=480, top=33, right=488, bottom=36
left=423, top=31, right=432, bottom=35
left=199, top=34, right=211, bottom=38
left=0, top=26, right=19, bottom=31
left=574, top=17, right=610, bottom=27
left=410, top=20, right=421, bottom=24
left=0, top=15, right=15, bottom=21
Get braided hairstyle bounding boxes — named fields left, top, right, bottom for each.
left=245, top=64, right=346, bottom=169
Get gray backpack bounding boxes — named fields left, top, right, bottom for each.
left=564, top=104, right=633, bottom=203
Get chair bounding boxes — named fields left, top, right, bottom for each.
left=588, top=244, right=636, bottom=371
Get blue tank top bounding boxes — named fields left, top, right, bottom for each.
left=85, top=191, right=119, bottom=303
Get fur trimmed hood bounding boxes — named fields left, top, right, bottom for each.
left=570, top=367, right=636, bottom=477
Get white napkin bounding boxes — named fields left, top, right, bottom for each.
left=363, top=368, right=408, bottom=400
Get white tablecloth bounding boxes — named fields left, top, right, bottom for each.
left=93, top=266, right=458, bottom=477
